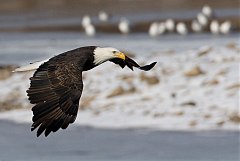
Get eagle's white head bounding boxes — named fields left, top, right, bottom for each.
left=93, top=47, right=126, bottom=65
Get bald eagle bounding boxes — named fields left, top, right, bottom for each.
left=15, top=46, right=156, bottom=137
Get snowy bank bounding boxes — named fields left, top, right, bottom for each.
left=0, top=42, right=239, bottom=131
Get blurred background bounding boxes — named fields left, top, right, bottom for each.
left=0, top=0, right=239, bottom=161
left=0, top=0, right=239, bottom=33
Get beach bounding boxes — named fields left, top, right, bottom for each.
left=0, top=33, right=239, bottom=131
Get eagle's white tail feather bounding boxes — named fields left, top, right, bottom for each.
left=13, top=59, right=49, bottom=72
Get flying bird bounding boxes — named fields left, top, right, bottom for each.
left=15, top=46, right=157, bottom=137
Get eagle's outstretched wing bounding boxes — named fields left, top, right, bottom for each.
left=27, top=56, right=84, bottom=137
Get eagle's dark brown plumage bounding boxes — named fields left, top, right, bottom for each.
left=25, top=46, right=156, bottom=137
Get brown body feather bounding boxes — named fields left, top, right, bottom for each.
left=28, top=46, right=96, bottom=137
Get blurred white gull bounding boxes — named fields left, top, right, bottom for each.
left=165, top=19, right=175, bottom=32
left=149, top=22, right=159, bottom=37
left=197, top=13, right=208, bottom=27
left=202, top=5, right=212, bottom=18
left=158, top=22, right=166, bottom=35
left=84, top=23, right=96, bottom=37
left=210, top=20, right=220, bottom=34
left=82, top=15, right=91, bottom=28
left=176, top=22, right=188, bottom=35
left=118, top=18, right=130, bottom=34
left=98, top=11, right=109, bottom=22
left=220, top=21, right=232, bottom=34
left=191, top=20, right=202, bottom=33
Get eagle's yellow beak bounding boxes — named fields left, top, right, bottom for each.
left=114, top=52, right=125, bottom=60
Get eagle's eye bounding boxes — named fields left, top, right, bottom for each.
left=113, top=51, right=118, bottom=54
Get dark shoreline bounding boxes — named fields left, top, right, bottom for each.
left=0, top=15, right=239, bottom=33
left=0, top=0, right=239, bottom=33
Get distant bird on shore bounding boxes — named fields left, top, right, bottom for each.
left=82, top=15, right=91, bottom=28
left=81, top=15, right=96, bottom=36
left=149, top=22, right=159, bottom=37
left=191, top=20, right=202, bottom=33
left=148, top=22, right=166, bottom=37
left=165, top=19, right=175, bottom=32
left=84, top=23, right=96, bottom=36
left=220, top=21, right=232, bottom=34
left=193, top=5, right=213, bottom=33
left=15, top=46, right=157, bottom=137
left=98, top=11, right=109, bottom=22
left=158, top=22, right=166, bottom=35
left=202, top=5, right=213, bottom=18
left=210, top=20, right=220, bottom=34
left=176, top=22, right=188, bottom=35
left=118, top=18, right=130, bottom=34
left=197, top=13, right=208, bottom=27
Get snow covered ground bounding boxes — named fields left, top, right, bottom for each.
left=0, top=34, right=239, bottom=131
